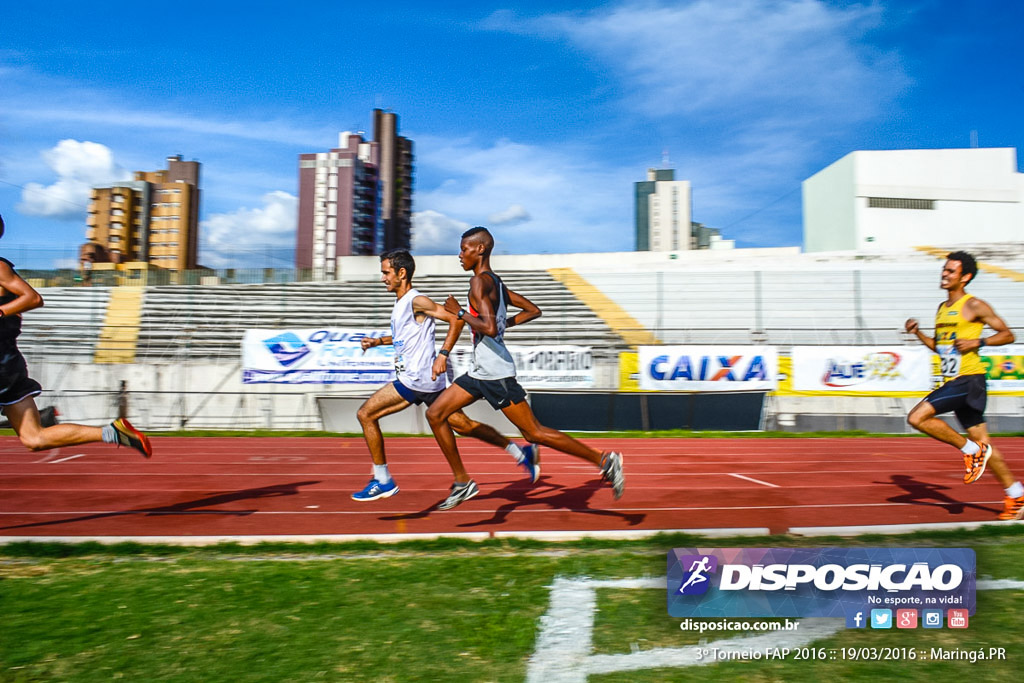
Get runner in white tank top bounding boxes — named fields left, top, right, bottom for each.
left=351, top=249, right=540, bottom=503
left=391, top=287, right=447, bottom=394
left=426, top=227, right=626, bottom=512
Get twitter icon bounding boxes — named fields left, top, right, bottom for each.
left=871, top=609, right=892, bottom=629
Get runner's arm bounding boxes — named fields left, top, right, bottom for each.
left=0, top=261, right=44, bottom=318
left=957, top=297, right=1015, bottom=351
left=361, top=335, right=393, bottom=351
left=444, top=275, right=499, bottom=337
left=504, top=287, right=541, bottom=328
left=904, top=317, right=936, bottom=352
left=413, top=294, right=464, bottom=354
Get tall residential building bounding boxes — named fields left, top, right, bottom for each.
left=82, top=155, right=201, bottom=271
left=296, top=132, right=381, bottom=276
left=634, top=168, right=692, bottom=251
left=296, top=109, right=413, bottom=276
left=373, top=109, right=414, bottom=252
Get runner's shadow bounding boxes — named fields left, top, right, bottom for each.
left=457, top=476, right=646, bottom=528
left=376, top=479, right=528, bottom=522
left=0, top=480, right=322, bottom=530
left=872, top=474, right=998, bottom=515
left=378, top=476, right=646, bottom=527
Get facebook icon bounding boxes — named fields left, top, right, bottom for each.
left=846, top=611, right=866, bottom=629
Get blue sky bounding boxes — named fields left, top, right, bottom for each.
left=1, top=0, right=1022, bottom=268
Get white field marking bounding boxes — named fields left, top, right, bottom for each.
left=526, top=576, right=1024, bottom=683
left=47, top=453, right=89, bottom=464
left=728, top=473, right=779, bottom=488
left=790, top=519, right=1023, bottom=536
left=525, top=576, right=842, bottom=683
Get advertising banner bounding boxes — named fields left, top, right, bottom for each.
left=450, top=345, right=595, bottom=389
left=981, top=344, right=1024, bottom=392
left=668, top=547, right=976, bottom=620
left=242, top=328, right=392, bottom=384
left=791, top=346, right=933, bottom=393
left=638, top=346, right=778, bottom=392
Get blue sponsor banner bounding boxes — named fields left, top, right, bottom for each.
left=242, top=328, right=394, bottom=384
left=241, top=369, right=395, bottom=385
left=667, top=548, right=975, bottom=618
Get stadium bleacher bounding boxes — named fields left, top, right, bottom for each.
left=16, top=286, right=110, bottom=361
left=133, top=271, right=628, bottom=362
left=16, top=249, right=1024, bottom=363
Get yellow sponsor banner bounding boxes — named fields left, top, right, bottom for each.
left=774, top=355, right=1024, bottom=396
left=618, top=351, right=656, bottom=392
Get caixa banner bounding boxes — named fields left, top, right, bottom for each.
left=668, top=548, right=975, bottom=619
left=639, top=346, right=778, bottom=392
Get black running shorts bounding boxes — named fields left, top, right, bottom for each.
left=923, top=374, right=987, bottom=429
left=392, top=379, right=443, bottom=406
left=0, top=348, right=42, bottom=408
left=453, top=374, right=527, bottom=410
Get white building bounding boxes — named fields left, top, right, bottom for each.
left=634, top=169, right=693, bottom=251
left=802, top=148, right=1024, bottom=252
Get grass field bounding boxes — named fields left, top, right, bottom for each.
left=2, top=528, right=1022, bottom=682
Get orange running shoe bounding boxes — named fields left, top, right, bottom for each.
left=998, top=495, right=1024, bottom=521
left=963, top=442, right=991, bottom=484
left=112, top=418, right=153, bottom=458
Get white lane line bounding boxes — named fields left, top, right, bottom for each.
left=35, top=449, right=61, bottom=463
left=47, top=453, right=89, bottom=464
left=728, top=473, right=779, bottom=488
left=0, top=468, right=974, bottom=477
left=0, top=500, right=1009, bottom=516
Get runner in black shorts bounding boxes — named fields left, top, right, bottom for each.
left=0, top=213, right=152, bottom=458
left=425, top=227, right=625, bottom=510
left=905, top=251, right=1023, bottom=520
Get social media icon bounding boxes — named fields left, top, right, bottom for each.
left=871, top=609, right=892, bottom=629
left=922, top=609, right=943, bottom=628
left=896, top=609, right=918, bottom=629
left=846, top=611, right=866, bottom=628
left=948, top=609, right=969, bottom=629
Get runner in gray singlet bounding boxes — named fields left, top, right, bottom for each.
left=425, top=227, right=625, bottom=511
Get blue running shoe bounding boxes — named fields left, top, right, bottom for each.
left=520, top=444, right=541, bottom=483
left=351, top=478, right=399, bottom=501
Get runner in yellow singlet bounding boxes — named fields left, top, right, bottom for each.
left=905, top=251, right=1023, bottom=520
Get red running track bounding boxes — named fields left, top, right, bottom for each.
left=1, top=436, right=1021, bottom=540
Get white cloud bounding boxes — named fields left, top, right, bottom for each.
left=201, top=191, right=297, bottom=268
left=488, top=204, right=531, bottom=226
left=17, top=140, right=131, bottom=219
left=412, top=210, right=472, bottom=255
left=497, top=0, right=902, bottom=125
left=479, top=0, right=908, bottom=246
left=414, top=136, right=635, bottom=254
left=0, top=60, right=332, bottom=148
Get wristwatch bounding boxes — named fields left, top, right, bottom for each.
left=457, top=309, right=466, bottom=320
left=438, top=349, right=450, bottom=357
